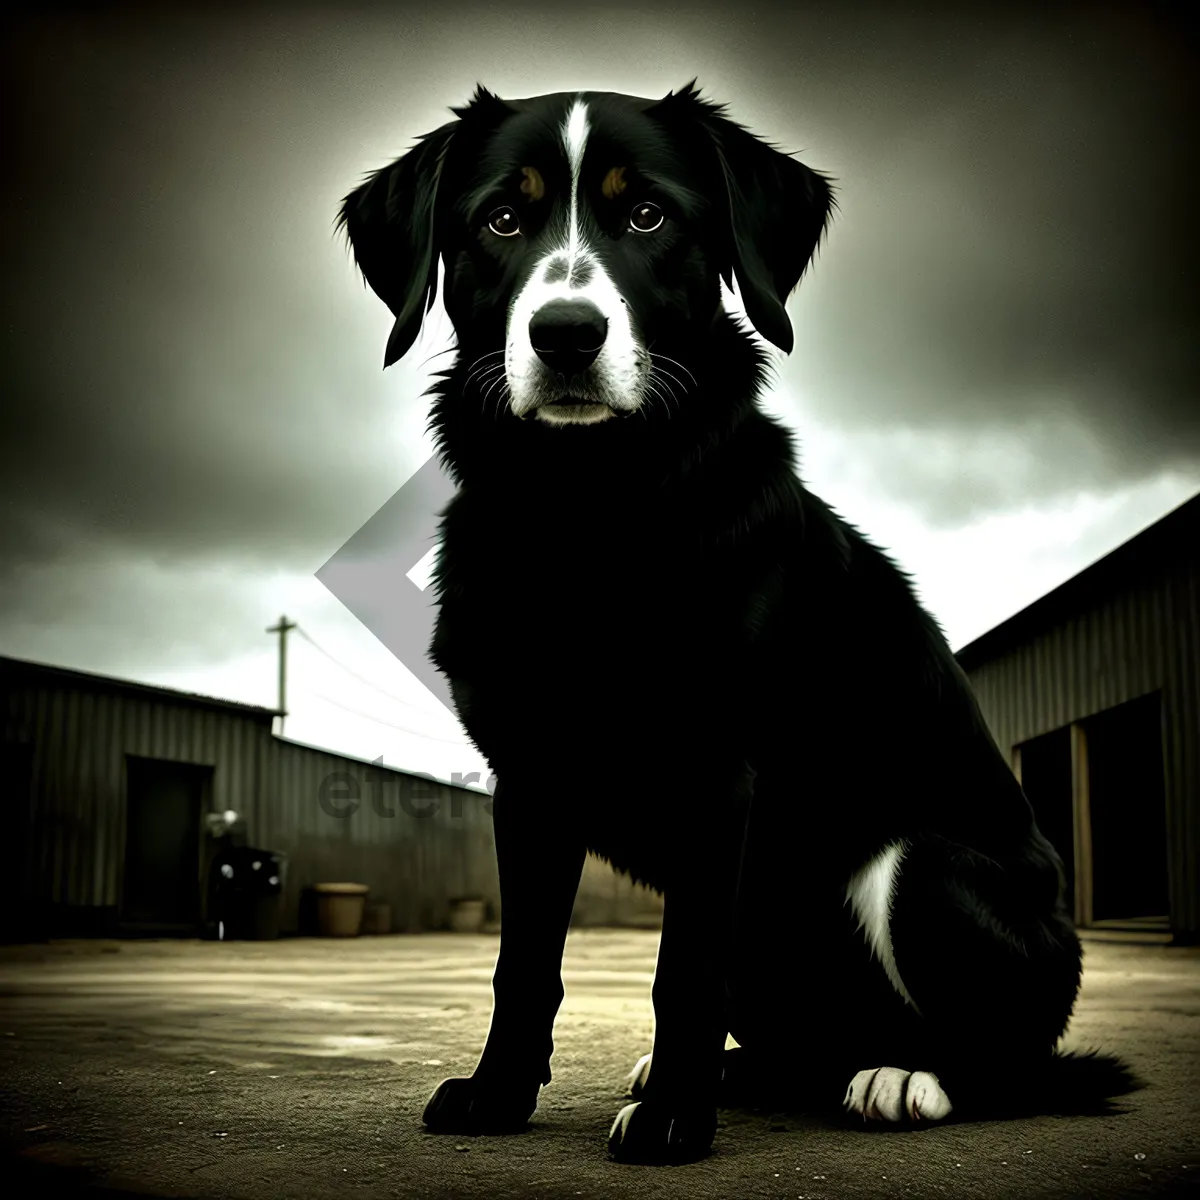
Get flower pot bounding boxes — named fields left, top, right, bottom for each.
left=312, top=883, right=369, bottom=937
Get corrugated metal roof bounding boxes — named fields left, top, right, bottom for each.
left=0, top=655, right=486, bottom=794
left=0, top=654, right=278, bottom=721
left=956, top=491, right=1200, bottom=671
left=273, top=734, right=489, bottom=793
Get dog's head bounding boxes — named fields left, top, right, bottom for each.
left=338, top=82, right=833, bottom=428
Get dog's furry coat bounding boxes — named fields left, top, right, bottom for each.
left=338, top=82, right=1139, bottom=1163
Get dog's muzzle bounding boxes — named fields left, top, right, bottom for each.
left=505, top=260, right=646, bottom=423
left=529, top=298, right=609, bottom=383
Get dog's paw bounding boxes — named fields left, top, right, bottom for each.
left=626, top=1052, right=653, bottom=1099
left=423, top=1074, right=540, bottom=1135
left=843, top=1067, right=952, bottom=1125
left=608, top=1099, right=718, bottom=1164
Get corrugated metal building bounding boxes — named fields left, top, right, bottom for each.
left=16, top=485, right=1185, bottom=945
left=956, top=492, right=1199, bottom=942
left=0, top=654, right=662, bottom=939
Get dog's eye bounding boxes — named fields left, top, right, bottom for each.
left=487, top=207, right=520, bottom=237
left=629, top=202, right=663, bottom=233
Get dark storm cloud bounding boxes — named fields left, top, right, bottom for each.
left=744, top=5, right=1198, bottom=523
left=0, top=1, right=1195, bottom=664
left=3, top=5, right=438, bottom=581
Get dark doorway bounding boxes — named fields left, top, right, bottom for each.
left=1018, top=726, right=1075, bottom=908
left=1086, top=692, right=1169, bottom=923
left=121, top=757, right=211, bottom=932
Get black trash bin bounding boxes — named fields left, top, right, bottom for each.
left=208, top=847, right=285, bottom=940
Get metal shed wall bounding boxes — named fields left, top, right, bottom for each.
left=0, top=667, right=274, bottom=922
left=0, top=655, right=666, bottom=936
left=262, top=737, right=498, bottom=932
left=961, top=549, right=1199, bottom=936
left=0, top=659, right=499, bottom=934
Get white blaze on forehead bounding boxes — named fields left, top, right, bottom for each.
left=562, top=98, right=590, bottom=257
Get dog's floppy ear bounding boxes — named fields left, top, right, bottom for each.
left=338, top=85, right=513, bottom=368
left=650, top=81, right=835, bottom=354
left=338, top=122, right=458, bottom=368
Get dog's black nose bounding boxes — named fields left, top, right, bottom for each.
left=529, top=299, right=608, bottom=377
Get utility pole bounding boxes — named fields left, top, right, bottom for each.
left=266, top=615, right=297, bottom=737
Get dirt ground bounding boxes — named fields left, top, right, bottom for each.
left=0, top=930, right=1196, bottom=1200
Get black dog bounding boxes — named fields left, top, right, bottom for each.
left=338, top=82, right=1137, bottom=1163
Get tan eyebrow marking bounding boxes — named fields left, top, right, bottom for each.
left=519, top=166, right=545, bottom=201
left=601, top=166, right=627, bottom=200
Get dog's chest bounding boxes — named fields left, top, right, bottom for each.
left=438, top=503, right=751, bottom=742
left=493, top=521, right=717, bottom=661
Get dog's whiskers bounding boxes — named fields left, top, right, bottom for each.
left=473, top=364, right=506, bottom=388
left=649, top=352, right=690, bottom=393
left=479, top=368, right=509, bottom=418
left=490, top=379, right=512, bottom=422
left=496, top=381, right=512, bottom=420
left=465, top=351, right=507, bottom=389
left=644, top=377, right=676, bottom=421
left=643, top=378, right=665, bottom=419
left=651, top=364, right=689, bottom=400
left=650, top=351, right=697, bottom=389
left=647, top=367, right=682, bottom=418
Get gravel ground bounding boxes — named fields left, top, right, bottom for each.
left=0, top=930, right=1196, bottom=1199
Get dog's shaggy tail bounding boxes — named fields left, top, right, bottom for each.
left=1041, top=1048, right=1145, bottom=1113
left=953, top=1047, right=1144, bottom=1119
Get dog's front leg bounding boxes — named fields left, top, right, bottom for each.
left=423, top=779, right=586, bottom=1134
left=608, top=778, right=750, bottom=1164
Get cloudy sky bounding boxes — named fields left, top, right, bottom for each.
left=3, top=1, right=1196, bottom=786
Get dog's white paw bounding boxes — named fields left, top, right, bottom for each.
left=626, top=1052, right=653, bottom=1098
left=843, top=1067, right=952, bottom=1124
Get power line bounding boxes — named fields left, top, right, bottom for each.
left=294, top=624, right=443, bottom=717
left=309, top=690, right=473, bottom=746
